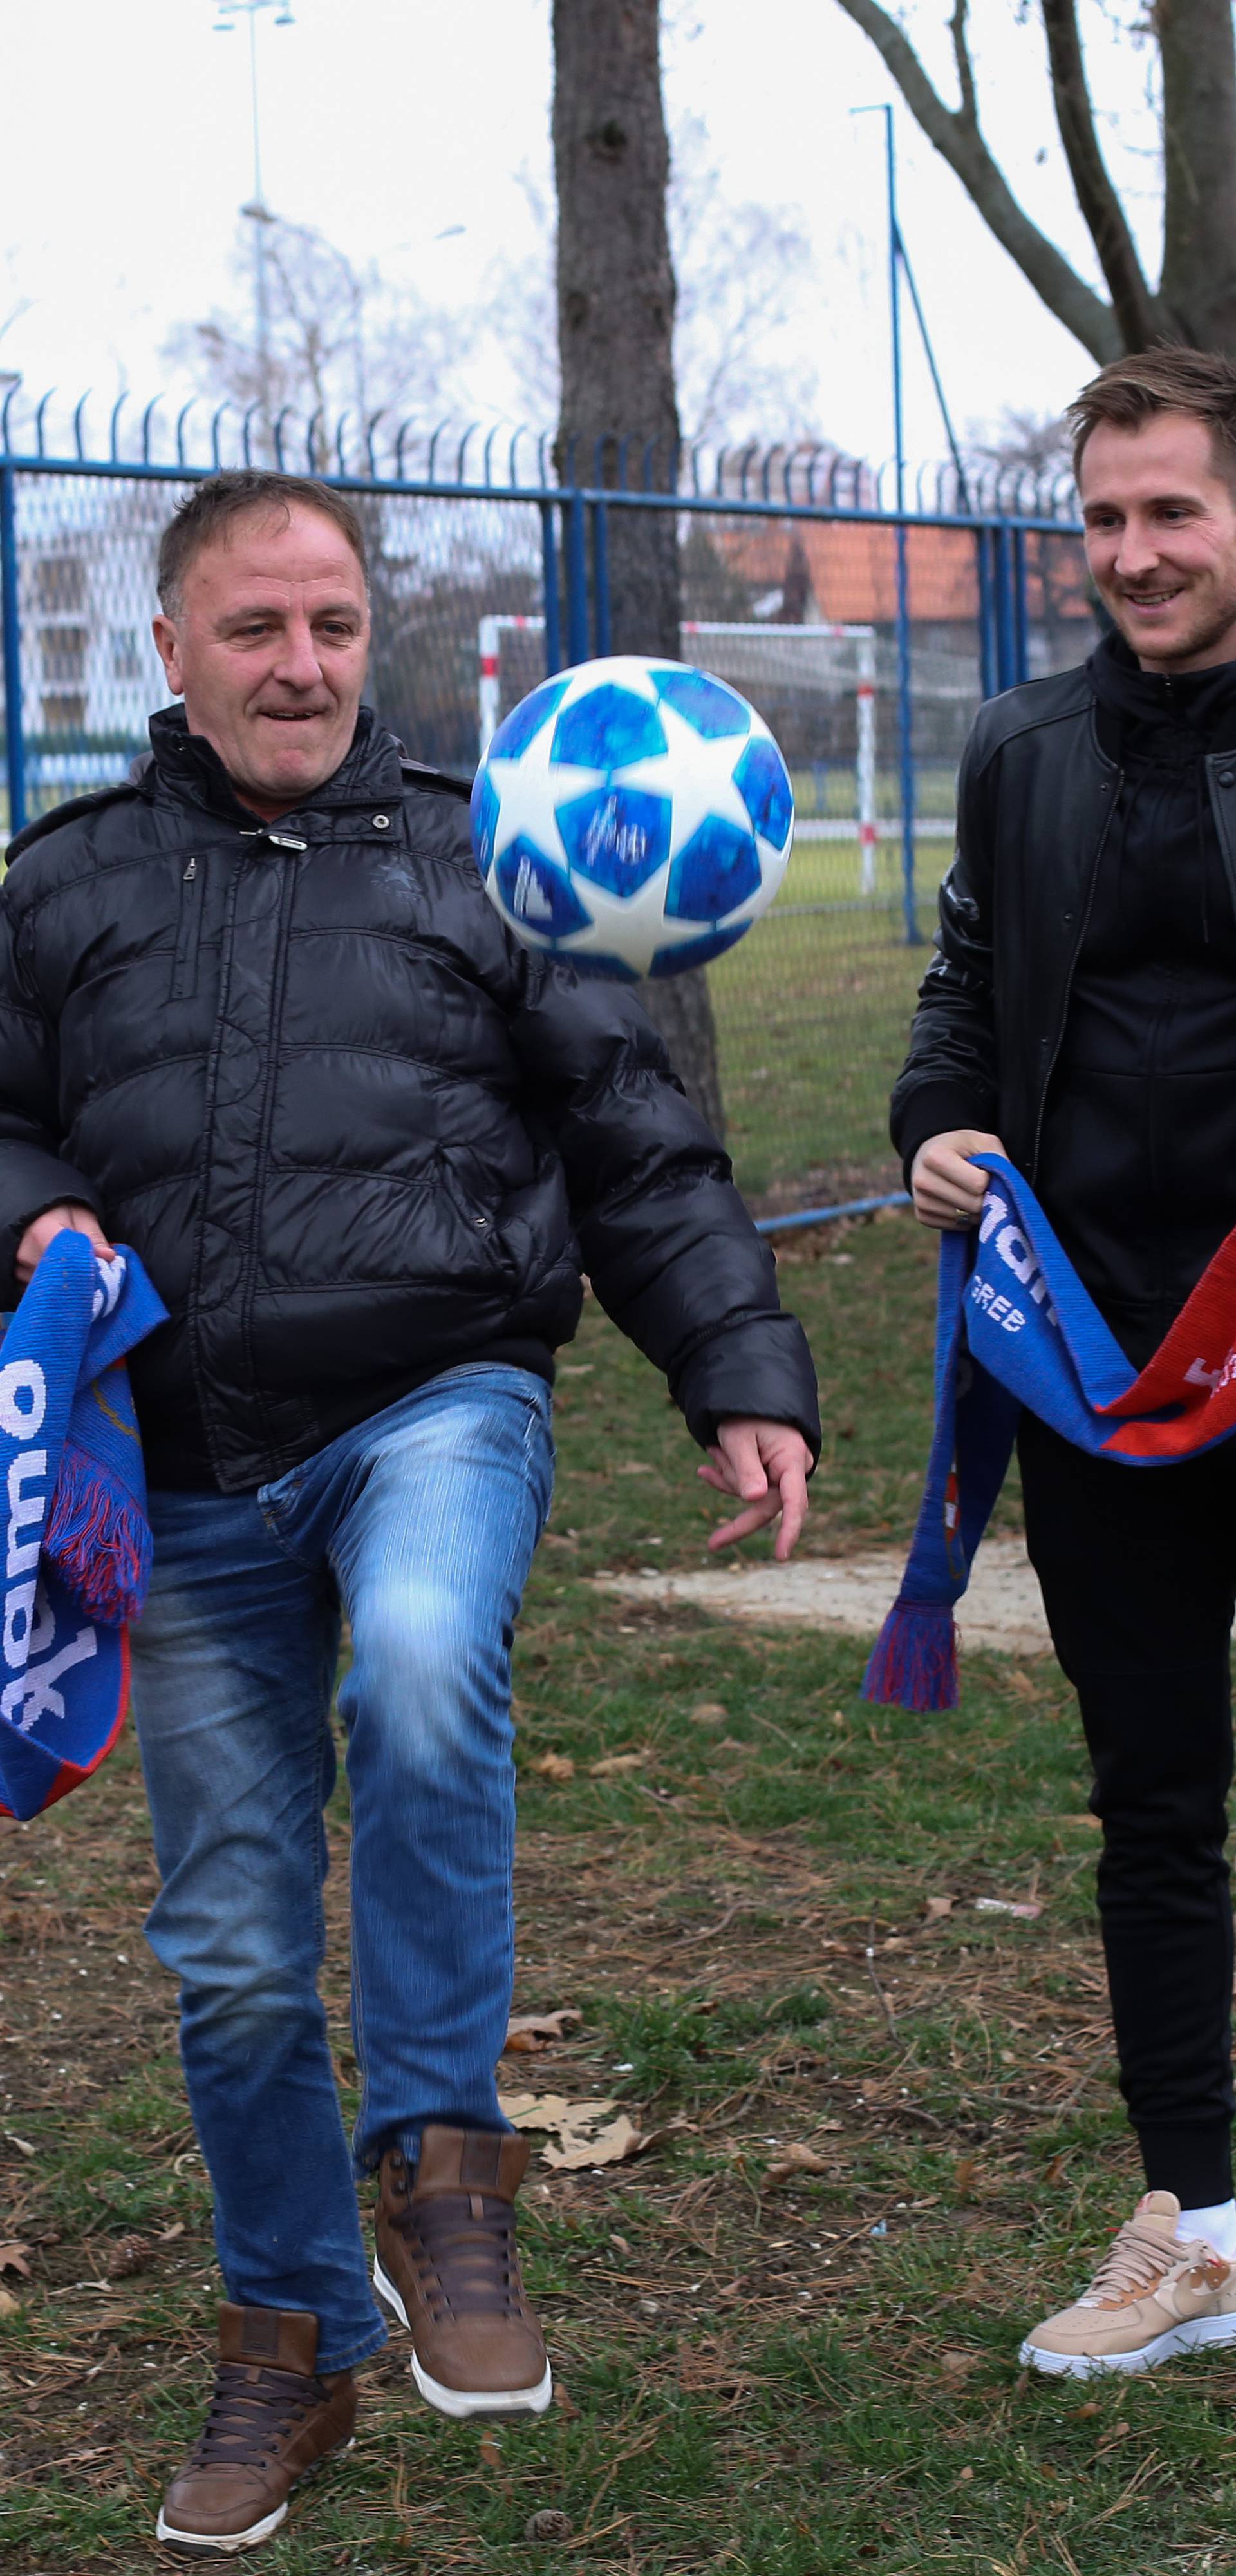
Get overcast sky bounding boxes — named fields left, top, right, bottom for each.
left=0, top=0, right=1161, bottom=470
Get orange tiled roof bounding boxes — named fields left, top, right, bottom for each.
left=708, top=518, right=1092, bottom=623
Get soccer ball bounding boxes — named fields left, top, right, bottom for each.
left=470, top=654, right=794, bottom=978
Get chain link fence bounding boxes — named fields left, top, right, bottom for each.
left=0, top=407, right=1095, bottom=1209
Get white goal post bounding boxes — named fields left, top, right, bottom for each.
left=476, top=614, right=882, bottom=895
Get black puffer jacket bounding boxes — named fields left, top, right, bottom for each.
left=0, top=706, right=819, bottom=1493
left=892, top=656, right=1236, bottom=1186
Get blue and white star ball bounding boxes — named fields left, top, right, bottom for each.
left=470, top=654, right=794, bottom=978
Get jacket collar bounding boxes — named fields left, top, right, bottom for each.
left=145, top=703, right=406, bottom=825
left=1088, top=629, right=1236, bottom=760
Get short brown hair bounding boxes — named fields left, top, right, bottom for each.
left=1067, top=346, right=1236, bottom=488
left=157, top=471, right=368, bottom=615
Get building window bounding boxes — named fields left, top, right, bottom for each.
left=41, top=627, right=88, bottom=685
left=111, top=627, right=142, bottom=680
left=41, top=694, right=87, bottom=734
left=35, top=557, right=86, bottom=614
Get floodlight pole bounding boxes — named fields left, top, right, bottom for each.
left=213, top=0, right=294, bottom=456
left=854, top=104, right=920, bottom=945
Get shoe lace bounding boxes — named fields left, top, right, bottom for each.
left=1084, top=2217, right=1179, bottom=2306
left=398, top=2191, right=523, bottom=2324
left=188, top=2362, right=321, bottom=2470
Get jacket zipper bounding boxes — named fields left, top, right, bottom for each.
left=1028, top=765, right=1123, bottom=1185
left=170, top=851, right=206, bottom=1001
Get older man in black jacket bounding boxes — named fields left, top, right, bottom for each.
left=0, top=471, right=818, bottom=2553
left=894, top=347, right=1236, bottom=2381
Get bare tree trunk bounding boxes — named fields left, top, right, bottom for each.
left=552, top=0, right=725, bottom=1138
left=1158, top=0, right=1236, bottom=354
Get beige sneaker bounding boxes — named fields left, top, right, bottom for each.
left=1021, top=2190, right=1236, bottom=2376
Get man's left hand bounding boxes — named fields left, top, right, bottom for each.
left=697, top=1419, right=812, bottom=1560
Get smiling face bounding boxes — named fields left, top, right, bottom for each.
left=1080, top=412, right=1236, bottom=672
left=152, top=502, right=371, bottom=816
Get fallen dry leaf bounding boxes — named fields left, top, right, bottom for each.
left=503, top=2009, right=581, bottom=2056
left=954, top=2157, right=980, bottom=2201
left=0, top=2242, right=30, bottom=2277
left=544, top=2114, right=686, bottom=2172
left=478, top=2431, right=503, bottom=2471
left=939, top=2348, right=980, bottom=2378
left=589, top=1750, right=649, bottom=1777
left=0, top=2288, right=21, bottom=2316
left=2, top=2132, right=34, bottom=2158
left=689, top=1701, right=727, bottom=1725
left=530, top=1753, right=575, bottom=1783
left=545, top=2112, right=645, bottom=2170
left=615, top=1461, right=655, bottom=1477
left=498, top=2090, right=618, bottom=2134
left=924, top=1895, right=955, bottom=1920
left=763, top=2134, right=842, bottom=2186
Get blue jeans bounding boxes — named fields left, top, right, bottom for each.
left=128, top=1365, right=554, bottom=2372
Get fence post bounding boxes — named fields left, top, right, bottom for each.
left=590, top=500, right=611, bottom=657
left=977, top=527, right=997, bottom=701
left=994, top=524, right=1016, bottom=693
left=894, top=520, right=919, bottom=944
left=565, top=491, right=589, bottom=665
left=0, top=463, right=25, bottom=840
left=539, top=502, right=563, bottom=678
left=1012, top=526, right=1030, bottom=684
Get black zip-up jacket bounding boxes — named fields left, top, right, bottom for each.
left=892, top=658, right=1236, bottom=1193
left=0, top=706, right=819, bottom=1493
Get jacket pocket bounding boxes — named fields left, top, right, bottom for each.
left=169, top=854, right=205, bottom=1001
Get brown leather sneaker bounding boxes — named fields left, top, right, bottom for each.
left=155, top=2304, right=357, bottom=2555
left=373, top=2125, right=552, bottom=2419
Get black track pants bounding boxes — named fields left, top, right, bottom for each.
left=1018, top=1411, right=1236, bottom=2205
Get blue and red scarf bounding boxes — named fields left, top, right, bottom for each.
left=0, top=1231, right=167, bottom=1819
left=865, top=1153, right=1236, bottom=1713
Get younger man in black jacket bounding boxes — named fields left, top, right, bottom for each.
left=895, top=348, right=1236, bottom=2376
left=0, top=472, right=819, bottom=2550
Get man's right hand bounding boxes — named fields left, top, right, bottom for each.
left=15, top=1204, right=115, bottom=1289
left=910, top=1130, right=1007, bottom=1232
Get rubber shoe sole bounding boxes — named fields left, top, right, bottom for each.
left=154, top=2439, right=355, bottom=2555
left=1020, top=2311, right=1236, bottom=2377
left=373, top=2255, right=553, bottom=2418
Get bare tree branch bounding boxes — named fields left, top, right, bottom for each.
left=832, top=0, right=1121, bottom=360
left=1040, top=0, right=1162, bottom=348
left=949, top=0, right=979, bottom=128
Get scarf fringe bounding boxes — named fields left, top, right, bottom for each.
left=44, top=1445, right=152, bottom=1627
left=862, top=1598, right=958, bottom=1713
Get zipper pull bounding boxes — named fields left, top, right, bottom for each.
left=183, top=855, right=198, bottom=882
left=239, top=828, right=309, bottom=853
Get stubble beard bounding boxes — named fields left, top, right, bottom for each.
left=1112, top=571, right=1236, bottom=672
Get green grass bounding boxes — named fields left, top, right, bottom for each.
left=4, top=1212, right=1229, bottom=2572
left=711, top=833, right=951, bottom=1201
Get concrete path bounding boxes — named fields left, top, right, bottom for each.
left=594, top=1533, right=1051, bottom=1659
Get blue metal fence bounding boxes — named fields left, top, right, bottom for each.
left=0, top=389, right=1092, bottom=1207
